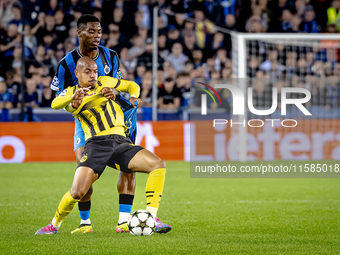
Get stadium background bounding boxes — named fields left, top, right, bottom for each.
left=1, top=0, right=340, bottom=254
left=1, top=0, right=340, bottom=162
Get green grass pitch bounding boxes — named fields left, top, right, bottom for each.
left=1, top=161, right=340, bottom=254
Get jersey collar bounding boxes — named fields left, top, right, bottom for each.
left=76, top=47, right=100, bottom=61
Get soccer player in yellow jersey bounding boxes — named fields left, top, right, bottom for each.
left=35, top=57, right=171, bottom=235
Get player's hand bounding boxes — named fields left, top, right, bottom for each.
left=71, top=87, right=89, bottom=100
left=129, top=97, right=142, bottom=108
left=71, top=100, right=81, bottom=109
left=102, top=87, right=119, bottom=100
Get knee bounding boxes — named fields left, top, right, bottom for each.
left=151, top=159, right=166, bottom=171
left=70, top=187, right=87, bottom=200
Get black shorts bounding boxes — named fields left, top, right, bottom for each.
left=78, top=135, right=144, bottom=178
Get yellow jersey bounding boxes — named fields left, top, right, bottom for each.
left=51, top=76, right=140, bottom=141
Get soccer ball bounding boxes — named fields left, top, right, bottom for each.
left=127, top=210, right=156, bottom=236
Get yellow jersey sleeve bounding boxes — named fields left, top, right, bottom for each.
left=51, top=86, right=75, bottom=111
left=97, top=76, right=140, bottom=98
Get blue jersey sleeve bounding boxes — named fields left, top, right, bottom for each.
left=51, top=60, right=72, bottom=95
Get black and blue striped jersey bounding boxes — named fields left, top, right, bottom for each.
left=50, top=45, right=121, bottom=94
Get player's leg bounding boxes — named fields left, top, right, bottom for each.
left=73, top=120, right=94, bottom=233
left=115, top=172, right=136, bottom=233
left=35, top=167, right=98, bottom=235
left=128, top=149, right=172, bottom=233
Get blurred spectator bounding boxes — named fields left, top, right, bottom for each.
left=18, top=76, right=40, bottom=121
left=166, top=43, right=189, bottom=73
left=138, top=25, right=148, bottom=41
left=291, top=15, right=302, bottom=32
left=167, top=26, right=180, bottom=47
left=106, top=23, right=127, bottom=52
left=66, top=26, right=79, bottom=47
left=135, top=65, right=146, bottom=85
left=24, top=25, right=37, bottom=53
left=128, top=34, right=144, bottom=61
left=327, top=0, right=340, bottom=31
left=0, top=0, right=15, bottom=29
left=158, top=33, right=169, bottom=60
left=300, top=6, right=320, bottom=33
left=9, top=46, right=22, bottom=72
left=140, top=71, right=153, bottom=107
left=219, top=0, right=237, bottom=16
left=120, top=47, right=136, bottom=72
left=184, top=60, right=194, bottom=74
left=137, top=38, right=164, bottom=71
left=295, top=0, right=306, bottom=18
left=0, top=23, right=20, bottom=58
left=201, top=0, right=224, bottom=25
left=0, top=79, right=14, bottom=121
left=38, top=74, right=54, bottom=107
left=215, top=47, right=228, bottom=71
left=158, top=77, right=180, bottom=110
left=327, top=23, right=338, bottom=32
left=63, top=0, right=84, bottom=16
left=163, top=61, right=177, bottom=80
left=173, top=13, right=186, bottom=30
left=194, top=9, right=215, bottom=49
left=35, top=14, right=57, bottom=46
left=211, top=32, right=225, bottom=51
left=25, top=0, right=43, bottom=27
left=31, top=44, right=54, bottom=76
left=43, top=0, right=61, bottom=16
left=182, top=21, right=195, bottom=38
left=8, top=3, right=29, bottom=29
left=183, top=32, right=195, bottom=61
left=248, top=57, right=260, bottom=77
left=176, top=72, right=191, bottom=110
left=140, top=70, right=153, bottom=120
left=54, top=10, right=69, bottom=43
left=137, top=0, right=151, bottom=29
left=246, top=17, right=266, bottom=33
left=30, top=12, right=45, bottom=35
left=281, top=9, right=293, bottom=32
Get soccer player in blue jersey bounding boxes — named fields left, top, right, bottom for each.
left=50, top=14, right=171, bottom=233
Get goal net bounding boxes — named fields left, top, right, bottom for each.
left=229, top=33, right=340, bottom=161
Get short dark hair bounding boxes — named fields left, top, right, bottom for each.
left=177, top=72, right=190, bottom=78
left=77, top=14, right=100, bottom=30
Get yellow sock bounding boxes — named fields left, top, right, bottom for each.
left=52, top=191, right=79, bottom=227
left=145, top=168, right=166, bottom=217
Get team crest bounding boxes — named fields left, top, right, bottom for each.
left=80, top=154, right=88, bottom=163
left=104, top=64, right=110, bottom=74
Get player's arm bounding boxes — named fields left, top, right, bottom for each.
left=100, top=76, right=142, bottom=107
left=115, top=79, right=142, bottom=108
left=51, top=87, right=89, bottom=111
left=114, top=79, right=140, bottom=98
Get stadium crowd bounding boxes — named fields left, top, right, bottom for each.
left=0, top=0, right=340, bottom=121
